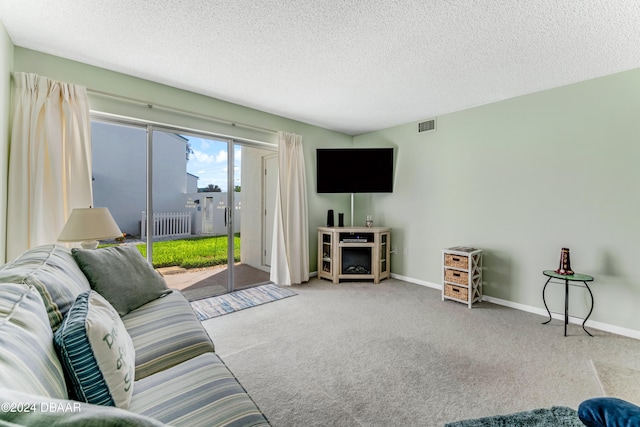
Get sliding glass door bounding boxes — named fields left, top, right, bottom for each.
left=174, top=133, right=239, bottom=295
left=92, top=118, right=276, bottom=298
left=91, top=120, right=147, bottom=250
left=180, top=133, right=275, bottom=295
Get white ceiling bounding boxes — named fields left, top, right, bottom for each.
left=1, top=1, right=640, bottom=135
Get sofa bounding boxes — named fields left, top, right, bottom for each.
left=0, top=244, right=270, bottom=426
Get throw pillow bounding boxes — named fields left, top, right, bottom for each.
left=0, top=244, right=92, bottom=331
left=54, top=290, right=136, bottom=408
left=0, top=283, right=68, bottom=399
left=72, top=245, right=171, bottom=316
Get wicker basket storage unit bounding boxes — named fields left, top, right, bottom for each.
left=441, top=247, right=483, bottom=308
left=444, top=284, right=468, bottom=302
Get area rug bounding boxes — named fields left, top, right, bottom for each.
left=444, top=406, right=582, bottom=427
left=190, top=283, right=297, bottom=321
left=592, top=360, right=640, bottom=406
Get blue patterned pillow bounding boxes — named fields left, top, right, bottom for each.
left=54, top=291, right=135, bottom=408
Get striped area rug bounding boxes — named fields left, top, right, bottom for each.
left=190, top=283, right=297, bottom=321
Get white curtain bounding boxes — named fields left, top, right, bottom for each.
left=6, top=73, right=93, bottom=261
left=270, top=131, right=309, bottom=286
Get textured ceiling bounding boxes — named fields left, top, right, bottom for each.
left=1, top=1, right=640, bottom=135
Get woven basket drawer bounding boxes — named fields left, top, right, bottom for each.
left=444, top=254, right=468, bottom=269
left=444, top=268, right=468, bottom=285
left=444, top=284, right=468, bottom=302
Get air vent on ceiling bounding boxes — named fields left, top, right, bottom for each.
left=418, top=118, right=436, bottom=133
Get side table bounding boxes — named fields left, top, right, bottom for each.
left=542, top=270, right=594, bottom=337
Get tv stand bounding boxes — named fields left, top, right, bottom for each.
left=317, top=226, right=391, bottom=284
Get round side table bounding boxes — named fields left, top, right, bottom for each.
left=542, top=270, right=594, bottom=337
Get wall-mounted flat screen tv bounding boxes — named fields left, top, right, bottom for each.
left=316, top=148, right=394, bottom=193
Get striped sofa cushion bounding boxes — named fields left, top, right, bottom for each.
left=121, top=290, right=215, bottom=380
left=0, top=245, right=91, bottom=331
left=130, top=352, right=270, bottom=427
left=0, top=283, right=68, bottom=399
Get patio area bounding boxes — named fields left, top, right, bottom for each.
left=159, top=263, right=271, bottom=301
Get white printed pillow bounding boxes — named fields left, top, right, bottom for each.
left=54, top=291, right=135, bottom=408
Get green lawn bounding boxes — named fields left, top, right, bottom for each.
left=102, top=234, right=240, bottom=269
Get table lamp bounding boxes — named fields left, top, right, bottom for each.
left=58, top=207, right=122, bottom=249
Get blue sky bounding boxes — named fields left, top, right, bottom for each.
left=185, top=136, right=241, bottom=190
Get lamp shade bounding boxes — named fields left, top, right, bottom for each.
left=58, top=207, right=122, bottom=249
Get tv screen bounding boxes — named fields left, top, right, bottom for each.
left=316, top=148, right=394, bottom=193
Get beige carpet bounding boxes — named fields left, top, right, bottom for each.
left=200, top=278, right=640, bottom=427
left=592, top=361, right=640, bottom=406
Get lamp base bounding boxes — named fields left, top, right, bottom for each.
left=80, top=240, right=99, bottom=250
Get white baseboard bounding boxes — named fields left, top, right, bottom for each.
left=391, top=273, right=441, bottom=290
left=391, top=273, right=640, bottom=340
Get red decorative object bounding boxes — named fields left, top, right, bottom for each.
left=555, top=248, right=574, bottom=275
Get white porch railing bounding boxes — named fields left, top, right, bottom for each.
left=140, top=211, right=191, bottom=239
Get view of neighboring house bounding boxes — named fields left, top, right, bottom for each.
left=91, top=121, right=241, bottom=239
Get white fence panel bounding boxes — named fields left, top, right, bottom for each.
left=140, top=211, right=192, bottom=239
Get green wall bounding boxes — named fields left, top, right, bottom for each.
left=354, top=69, right=640, bottom=335
left=0, top=22, right=13, bottom=263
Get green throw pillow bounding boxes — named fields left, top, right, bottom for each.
left=72, top=245, right=171, bottom=316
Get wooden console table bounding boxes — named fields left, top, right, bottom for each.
left=317, top=226, right=390, bottom=284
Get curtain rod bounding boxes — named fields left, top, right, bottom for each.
left=86, top=88, right=278, bottom=135
left=91, top=110, right=277, bottom=150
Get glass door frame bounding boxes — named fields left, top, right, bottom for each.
left=225, top=139, right=234, bottom=293
left=91, top=112, right=277, bottom=294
